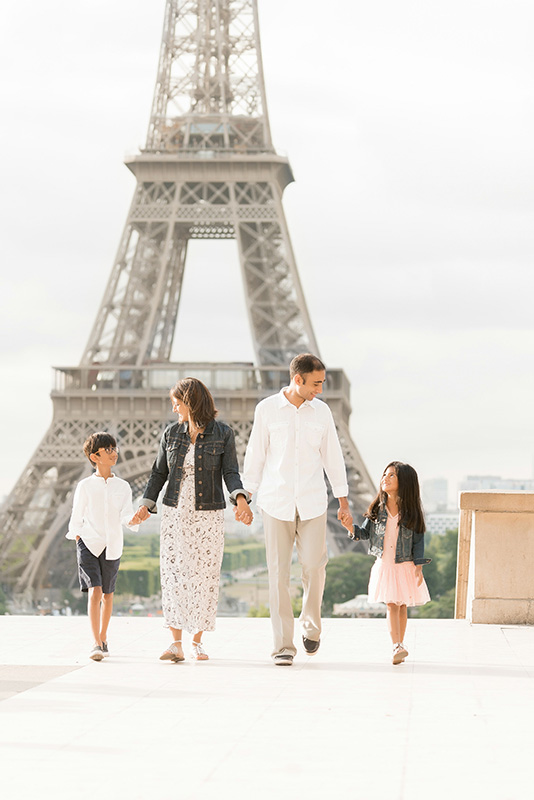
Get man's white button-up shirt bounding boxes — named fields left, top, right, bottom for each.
left=66, top=473, right=138, bottom=559
left=243, top=388, right=349, bottom=521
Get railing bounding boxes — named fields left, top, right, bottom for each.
left=52, top=363, right=350, bottom=397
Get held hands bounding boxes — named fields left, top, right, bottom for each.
left=337, top=503, right=353, bottom=532
left=415, top=565, right=424, bottom=586
left=129, top=505, right=150, bottom=525
left=234, top=495, right=253, bottom=526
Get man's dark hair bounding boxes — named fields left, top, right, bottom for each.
left=289, top=353, right=326, bottom=380
left=83, top=431, right=117, bottom=465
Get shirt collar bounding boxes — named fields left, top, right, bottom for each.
left=278, top=386, right=312, bottom=409
left=91, top=472, right=116, bottom=481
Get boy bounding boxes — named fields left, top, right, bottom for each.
left=66, top=432, right=138, bottom=661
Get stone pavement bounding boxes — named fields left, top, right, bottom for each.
left=0, top=616, right=532, bottom=800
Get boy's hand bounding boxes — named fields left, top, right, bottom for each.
left=130, top=506, right=150, bottom=525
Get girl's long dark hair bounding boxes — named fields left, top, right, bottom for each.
left=365, top=461, right=425, bottom=533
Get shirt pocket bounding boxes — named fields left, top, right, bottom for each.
left=167, top=443, right=180, bottom=467
left=268, top=422, right=288, bottom=453
left=304, top=423, right=325, bottom=448
left=109, top=493, right=125, bottom=510
left=203, top=441, right=225, bottom=469
left=399, top=528, right=413, bottom=556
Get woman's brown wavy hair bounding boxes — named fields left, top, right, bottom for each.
left=170, top=377, right=218, bottom=428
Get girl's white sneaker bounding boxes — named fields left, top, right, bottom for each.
left=392, top=643, right=408, bottom=665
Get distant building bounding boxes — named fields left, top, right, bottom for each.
left=459, top=475, right=534, bottom=492
left=422, top=477, right=449, bottom=513
left=425, top=513, right=458, bottom=536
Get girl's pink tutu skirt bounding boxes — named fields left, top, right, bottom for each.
left=368, top=559, right=431, bottom=607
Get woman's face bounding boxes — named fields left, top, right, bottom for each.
left=381, top=466, right=399, bottom=495
left=171, top=395, right=190, bottom=423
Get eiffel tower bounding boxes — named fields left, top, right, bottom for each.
left=0, top=0, right=374, bottom=598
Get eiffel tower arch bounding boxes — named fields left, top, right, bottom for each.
left=0, top=0, right=375, bottom=598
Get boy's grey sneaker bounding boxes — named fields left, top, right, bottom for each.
left=274, top=654, right=293, bottom=666
left=101, top=642, right=109, bottom=657
left=90, top=645, right=104, bottom=662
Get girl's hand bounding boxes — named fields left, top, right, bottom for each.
left=415, top=565, right=423, bottom=586
left=337, top=507, right=353, bottom=531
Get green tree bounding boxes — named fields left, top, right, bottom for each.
left=248, top=604, right=270, bottom=618
left=418, top=588, right=456, bottom=618
left=424, top=529, right=458, bottom=600
left=322, top=553, right=372, bottom=616
left=0, top=585, right=8, bottom=615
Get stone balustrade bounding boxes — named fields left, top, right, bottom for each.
left=455, top=491, right=534, bottom=623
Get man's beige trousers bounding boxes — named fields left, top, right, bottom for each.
left=262, top=510, right=328, bottom=658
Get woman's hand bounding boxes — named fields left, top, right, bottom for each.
left=234, top=495, right=253, bottom=526
left=415, top=565, right=423, bottom=586
left=130, top=505, right=150, bottom=525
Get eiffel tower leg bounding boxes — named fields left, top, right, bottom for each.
left=233, top=180, right=319, bottom=367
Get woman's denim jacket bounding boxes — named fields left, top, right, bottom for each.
left=141, top=419, right=248, bottom=513
left=349, top=509, right=431, bottom=565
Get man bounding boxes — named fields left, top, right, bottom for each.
left=241, top=353, right=353, bottom=665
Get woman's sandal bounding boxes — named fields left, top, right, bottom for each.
left=159, top=640, right=185, bottom=662
left=190, top=642, right=209, bottom=661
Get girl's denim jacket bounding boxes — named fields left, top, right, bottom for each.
left=141, top=419, right=248, bottom=512
left=349, top=509, right=431, bottom=565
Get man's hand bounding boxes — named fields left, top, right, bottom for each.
left=234, top=495, right=253, bottom=526
left=337, top=498, right=353, bottom=531
left=130, top=505, right=150, bottom=525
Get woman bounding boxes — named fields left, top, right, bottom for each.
left=131, top=377, right=252, bottom=661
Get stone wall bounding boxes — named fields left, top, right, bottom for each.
left=455, top=492, right=534, bottom=623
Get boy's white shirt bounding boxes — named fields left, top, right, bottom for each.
left=66, top=473, right=138, bottom=559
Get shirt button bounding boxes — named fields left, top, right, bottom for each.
left=199, top=480, right=202, bottom=485
left=199, top=492, right=203, bottom=497
left=199, top=505, right=203, bottom=509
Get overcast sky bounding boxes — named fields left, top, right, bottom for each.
left=1, top=0, right=533, bottom=505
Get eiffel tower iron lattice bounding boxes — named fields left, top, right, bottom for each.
left=0, top=0, right=375, bottom=598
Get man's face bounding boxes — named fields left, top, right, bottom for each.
left=295, top=370, right=326, bottom=402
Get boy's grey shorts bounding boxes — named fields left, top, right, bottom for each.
left=76, top=538, right=121, bottom=594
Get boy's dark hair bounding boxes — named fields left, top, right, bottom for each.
left=366, top=461, right=425, bottom=534
left=170, top=378, right=218, bottom=428
left=289, top=353, right=326, bottom=380
left=83, top=431, right=117, bottom=465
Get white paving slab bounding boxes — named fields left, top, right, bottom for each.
left=0, top=616, right=532, bottom=800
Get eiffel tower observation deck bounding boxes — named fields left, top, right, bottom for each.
left=0, top=0, right=374, bottom=597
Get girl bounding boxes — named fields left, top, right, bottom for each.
left=344, top=461, right=430, bottom=665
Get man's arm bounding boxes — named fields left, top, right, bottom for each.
left=320, top=409, right=353, bottom=528
left=242, top=403, right=269, bottom=495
